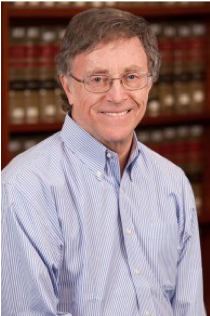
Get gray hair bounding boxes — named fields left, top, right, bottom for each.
left=56, top=8, right=161, bottom=112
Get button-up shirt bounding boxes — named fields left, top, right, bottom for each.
left=2, top=114, right=206, bottom=316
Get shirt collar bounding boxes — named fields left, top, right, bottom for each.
left=61, top=114, right=107, bottom=173
left=61, top=114, right=140, bottom=176
left=127, top=133, right=141, bottom=181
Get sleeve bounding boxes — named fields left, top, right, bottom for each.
left=171, top=176, right=207, bottom=316
left=1, top=182, right=71, bottom=316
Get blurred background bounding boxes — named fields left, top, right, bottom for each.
left=2, top=1, right=210, bottom=314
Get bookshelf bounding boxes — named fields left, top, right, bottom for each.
left=2, top=2, right=210, bottom=313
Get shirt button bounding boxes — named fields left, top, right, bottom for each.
left=95, top=171, right=102, bottom=178
left=145, top=312, right=151, bottom=316
left=107, top=152, right=112, bottom=158
left=135, top=269, right=140, bottom=275
left=125, top=228, right=132, bottom=235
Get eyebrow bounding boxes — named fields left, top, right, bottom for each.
left=86, top=65, right=147, bottom=76
left=124, top=65, right=147, bottom=73
left=86, top=68, right=109, bottom=76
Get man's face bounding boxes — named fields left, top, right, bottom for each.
left=61, top=37, right=152, bottom=151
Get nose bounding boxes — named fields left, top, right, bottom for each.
left=105, top=78, right=127, bottom=104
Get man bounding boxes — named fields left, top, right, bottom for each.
left=2, top=8, right=206, bottom=316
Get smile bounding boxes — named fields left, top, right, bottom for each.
left=103, top=110, right=129, bottom=117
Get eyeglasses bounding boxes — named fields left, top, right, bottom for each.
left=68, top=72, right=152, bottom=93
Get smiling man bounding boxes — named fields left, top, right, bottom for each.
left=2, top=8, right=206, bottom=316
left=60, top=37, right=152, bottom=176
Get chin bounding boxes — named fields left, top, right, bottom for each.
left=101, top=131, right=132, bottom=144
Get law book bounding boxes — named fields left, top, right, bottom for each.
left=188, top=23, right=206, bottom=113
left=173, top=24, right=191, bottom=114
left=9, top=136, right=24, bottom=156
left=71, top=2, right=87, bottom=7
left=10, top=27, right=27, bottom=82
left=9, top=80, right=26, bottom=124
left=39, top=79, right=57, bottom=123
left=104, top=2, right=117, bottom=7
left=162, top=127, right=176, bottom=163
left=10, top=2, right=27, bottom=7
left=57, top=2, right=71, bottom=6
left=41, top=2, right=56, bottom=7
left=186, top=125, right=203, bottom=176
left=27, top=2, right=41, bottom=7
left=147, top=84, right=160, bottom=117
left=148, top=130, right=165, bottom=156
left=174, top=126, right=189, bottom=171
left=24, top=80, right=40, bottom=124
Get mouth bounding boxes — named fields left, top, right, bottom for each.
left=102, top=110, right=130, bottom=117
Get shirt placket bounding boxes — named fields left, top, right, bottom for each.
left=119, top=174, right=157, bottom=316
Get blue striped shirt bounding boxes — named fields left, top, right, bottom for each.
left=2, top=114, right=206, bottom=316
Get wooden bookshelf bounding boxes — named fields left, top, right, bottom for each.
left=2, top=2, right=210, bottom=313
left=7, top=4, right=210, bottom=20
left=2, top=2, right=10, bottom=168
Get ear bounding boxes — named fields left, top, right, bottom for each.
left=148, top=76, right=153, bottom=90
left=146, top=78, right=153, bottom=95
left=59, top=74, right=73, bottom=104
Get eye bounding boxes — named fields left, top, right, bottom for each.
left=93, top=76, right=102, bottom=82
left=89, top=75, right=106, bottom=84
left=126, top=73, right=139, bottom=80
left=89, top=75, right=109, bottom=86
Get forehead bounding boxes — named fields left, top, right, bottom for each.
left=71, top=37, right=148, bottom=74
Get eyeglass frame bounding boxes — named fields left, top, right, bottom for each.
left=68, top=71, right=153, bottom=93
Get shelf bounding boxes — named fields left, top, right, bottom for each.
left=9, top=113, right=210, bottom=133
left=199, top=214, right=210, bottom=225
left=141, top=113, right=210, bottom=127
left=8, top=4, right=210, bottom=20
left=10, top=122, right=63, bottom=133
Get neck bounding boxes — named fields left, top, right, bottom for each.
left=119, top=149, right=132, bottom=177
left=106, top=138, right=133, bottom=178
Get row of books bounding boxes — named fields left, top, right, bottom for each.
left=156, top=22, right=207, bottom=79
left=147, top=21, right=207, bottom=116
left=9, top=20, right=208, bottom=122
left=136, top=124, right=203, bottom=176
left=10, top=25, right=64, bottom=123
left=10, top=1, right=207, bottom=8
left=10, top=83, right=65, bottom=124
left=9, top=133, right=52, bottom=155
left=147, top=75, right=205, bottom=116
left=10, top=25, right=65, bottom=82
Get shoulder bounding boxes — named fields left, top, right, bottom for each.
left=138, top=141, right=184, bottom=176
left=137, top=141, right=191, bottom=194
left=138, top=143, right=195, bottom=209
left=2, top=132, right=63, bottom=186
left=1, top=132, right=68, bottom=221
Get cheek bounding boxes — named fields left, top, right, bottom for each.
left=131, top=90, right=149, bottom=109
left=71, top=86, right=88, bottom=109
left=72, top=90, right=104, bottom=116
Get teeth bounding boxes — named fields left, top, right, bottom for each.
left=104, top=111, right=128, bottom=117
